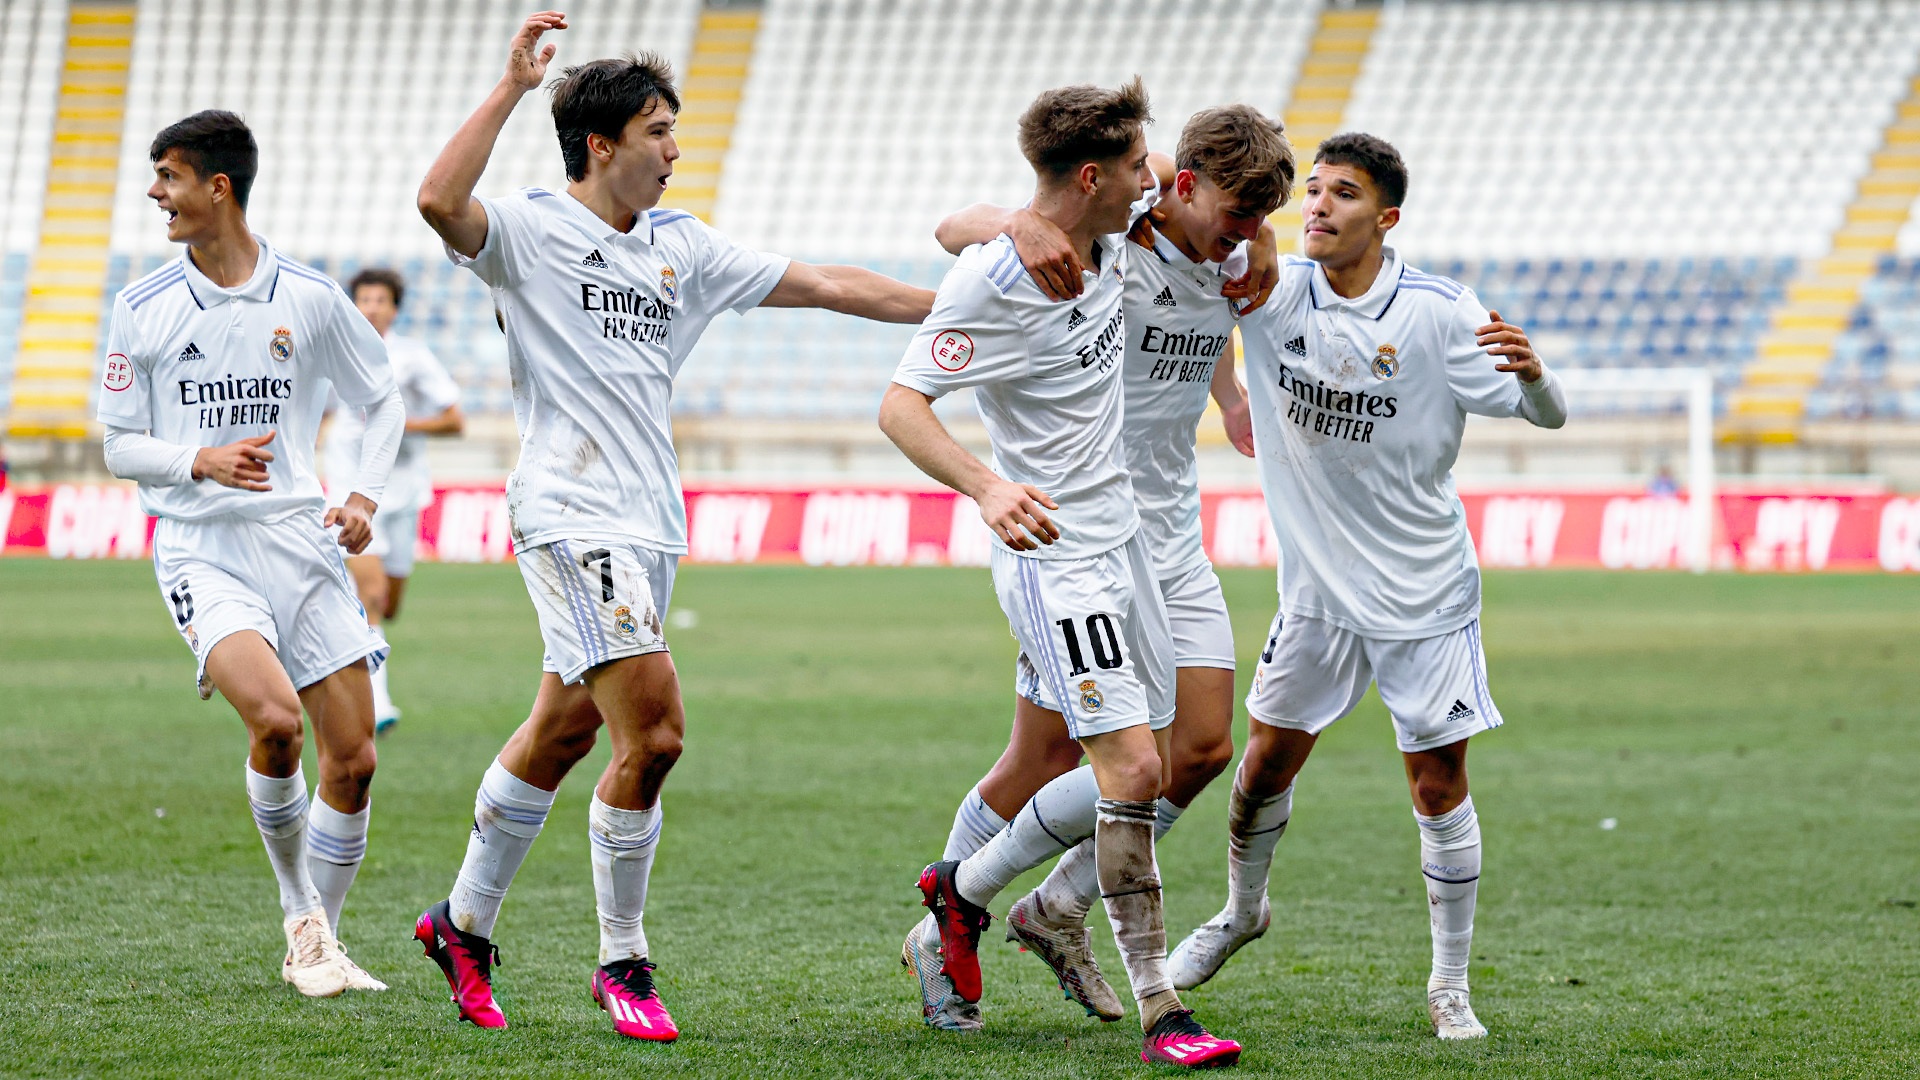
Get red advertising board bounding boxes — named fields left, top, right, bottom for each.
left=5, top=482, right=1919, bottom=572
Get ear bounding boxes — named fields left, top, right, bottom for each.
left=588, top=132, right=616, bottom=163
left=1175, top=169, right=1198, bottom=203
left=208, top=172, right=232, bottom=207
left=1077, top=160, right=1100, bottom=196
left=1378, top=205, right=1401, bottom=233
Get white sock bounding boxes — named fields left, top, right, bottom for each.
left=1095, top=798, right=1179, bottom=1031
left=1034, top=796, right=1184, bottom=925
left=1416, top=795, right=1481, bottom=993
left=306, top=796, right=369, bottom=937
left=590, top=796, right=664, bottom=965
left=1226, top=781, right=1293, bottom=925
left=943, top=783, right=1009, bottom=861
left=368, top=641, right=397, bottom=719
left=448, top=758, right=556, bottom=938
left=955, top=764, right=1100, bottom=909
left=246, top=764, right=322, bottom=920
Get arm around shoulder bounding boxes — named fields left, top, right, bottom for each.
left=760, top=261, right=934, bottom=324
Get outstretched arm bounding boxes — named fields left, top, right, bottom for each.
left=878, top=383, right=1060, bottom=551
left=418, top=11, right=567, bottom=257
left=759, top=262, right=934, bottom=323
left=935, top=204, right=1083, bottom=302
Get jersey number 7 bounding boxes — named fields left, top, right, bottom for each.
left=580, top=549, right=615, bottom=603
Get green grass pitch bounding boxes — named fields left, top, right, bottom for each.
left=2, top=560, right=1916, bottom=1079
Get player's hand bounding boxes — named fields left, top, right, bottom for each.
left=1481, top=310, right=1542, bottom=383
left=325, top=493, right=378, bottom=555
left=1007, top=208, right=1083, bottom=302
left=1220, top=397, right=1256, bottom=457
left=976, top=479, right=1060, bottom=551
left=192, top=432, right=275, bottom=491
left=504, top=11, right=567, bottom=91
left=1223, top=221, right=1281, bottom=315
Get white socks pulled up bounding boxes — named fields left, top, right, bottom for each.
left=1225, top=781, right=1293, bottom=926
left=1032, top=797, right=1183, bottom=925
left=246, top=764, right=323, bottom=920
left=1095, top=798, right=1180, bottom=1031
left=306, top=797, right=369, bottom=935
left=955, top=765, right=1101, bottom=909
left=589, top=796, right=664, bottom=965
left=943, top=783, right=1009, bottom=862
left=1416, top=795, right=1481, bottom=993
left=448, top=758, right=556, bottom=939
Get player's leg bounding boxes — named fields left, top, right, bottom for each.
left=380, top=509, right=417, bottom=623
left=1170, top=612, right=1368, bottom=991
left=204, top=630, right=350, bottom=999
left=1372, top=621, right=1502, bottom=1039
left=297, top=658, right=388, bottom=991
left=384, top=575, right=410, bottom=622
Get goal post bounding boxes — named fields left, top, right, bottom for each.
left=1554, top=367, right=1715, bottom=574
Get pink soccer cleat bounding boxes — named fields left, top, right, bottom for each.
left=917, top=861, right=991, bottom=1004
left=415, top=900, right=506, bottom=1029
left=1141, top=1009, right=1242, bottom=1068
left=592, top=959, right=679, bottom=1042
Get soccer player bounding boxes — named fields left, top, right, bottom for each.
left=918, top=106, right=1292, bottom=1025
left=881, top=80, right=1241, bottom=1068
left=97, top=110, right=403, bottom=998
left=322, top=267, right=465, bottom=734
left=1169, top=133, right=1568, bottom=1040
left=410, top=12, right=932, bottom=1040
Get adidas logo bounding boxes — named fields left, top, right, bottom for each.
left=1066, top=307, right=1087, bottom=330
left=1284, top=336, right=1307, bottom=357
left=582, top=248, right=608, bottom=268
left=1446, top=699, right=1475, bottom=724
left=178, top=341, right=204, bottom=362
left=1152, top=285, right=1176, bottom=307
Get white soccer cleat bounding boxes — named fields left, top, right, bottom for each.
left=1168, top=898, right=1270, bottom=991
left=1004, top=892, right=1124, bottom=1021
left=901, top=913, right=982, bottom=1032
left=336, top=945, right=389, bottom=991
left=1428, top=988, right=1488, bottom=1040
left=281, top=911, right=350, bottom=998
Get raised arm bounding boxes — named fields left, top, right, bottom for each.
left=878, top=383, right=1059, bottom=551
left=759, top=262, right=934, bottom=324
left=935, top=204, right=1083, bottom=302
left=1480, top=309, right=1567, bottom=429
left=1210, top=335, right=1255, bottom=457
left=417, top=11, right=567, bottom=258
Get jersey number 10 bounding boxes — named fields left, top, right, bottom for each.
left=1056, top=614, right=1123, bottom=676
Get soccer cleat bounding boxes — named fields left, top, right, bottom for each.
left=592, top=959, right=679, bottom=1042
left=414, top=900, right=506, bottom=1028
left=917, top=861, right=991, bottom=1004
left=901, top=914, right=982, bottom=1032
left=1140, top=1008, right=1242, bottom=1068
left=336, top=945, right=389, bottom=991
left=1428, top=988, right=1488, bottom=1040
left=281, top=910, right=350, bottom=998
left=374, top=715, right=399, bottom=737
left=1168, top=899, right=1271, bottom=992
left=1004, top=892, right=1124, bottom=1022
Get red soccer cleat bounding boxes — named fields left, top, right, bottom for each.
left=592, top=959, right=679, bottom=1042
left=1141, top=1009, right=1242, bottom=1068
left=415, top=900, right=507, bottom=1029
left=917, top=860, right=991, bottom=1004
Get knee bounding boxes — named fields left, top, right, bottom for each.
left=1185, top=734, right=1234, bottom=786
left=617, top=722, right=683, bottom=769
left=323, top=739, right=379, bottom=790
left=1410, top=774, right=1465, bottom=816
left=247, top=702, right=304, bottom=757
left=1107, top=751, right=1164, bottom=803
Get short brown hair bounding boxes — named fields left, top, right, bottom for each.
left=348, top=267, right=405, bottom=308
left=1176, top=105, right=1295, bottom=215
left=1017, top=77, right=1152, bottom=180
left=1314, top=132, right=1408, bottom=209
left=550, top=53, right=681, bottom=182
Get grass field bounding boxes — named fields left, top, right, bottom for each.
left=2, top=561, right=1917, bottom=1079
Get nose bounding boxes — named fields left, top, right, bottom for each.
left=663, top=134, right=680, bottom=163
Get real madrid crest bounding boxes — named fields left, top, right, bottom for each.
left=1371, top=343, right=1399, bottom=380
left=270, top=326, right=294, bottom=363
left=613, top=605, right=638, bottom=637
left=1079, top=679, right=1103, bottom=713
left=659, top=264, right=677, bottom=304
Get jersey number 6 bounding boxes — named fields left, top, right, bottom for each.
left=1056, top=614, right=1123, bottom=676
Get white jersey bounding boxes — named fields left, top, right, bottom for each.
left=1238, top=246, right=1563, bottom=639
left=1121, top=219, right=1248, bottom=578
left=892, top=230, right=1137, bottom=561
left=96, top=237, right=394, bottom=523
left=324, top=334, right=460, bottom=514
left=449, top=188, right=789, bottom=552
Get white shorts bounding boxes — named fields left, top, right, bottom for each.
left=352, top=508, right=419, bottom=579
left=151, top=510, right=388, bottom=698
left=996, top=533, right=1175, bottom=740
left=519, top=537, right=677, bottom=685
left=1160, top=561, right=1234, bottom=670
left=1245, top=612, right=1503, bottom=753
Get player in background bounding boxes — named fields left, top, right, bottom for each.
left=411, top=12, right=933, bottom=1040
left=919, top=106, right=1292, bottom=1025
left=881, top=79, right=1241, bottom=1068
left=1171, top=133, right=1567, bottom=1040
left=97, top=111, right=403, bottom=998
left=322, top=267, right=465, bottom=734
